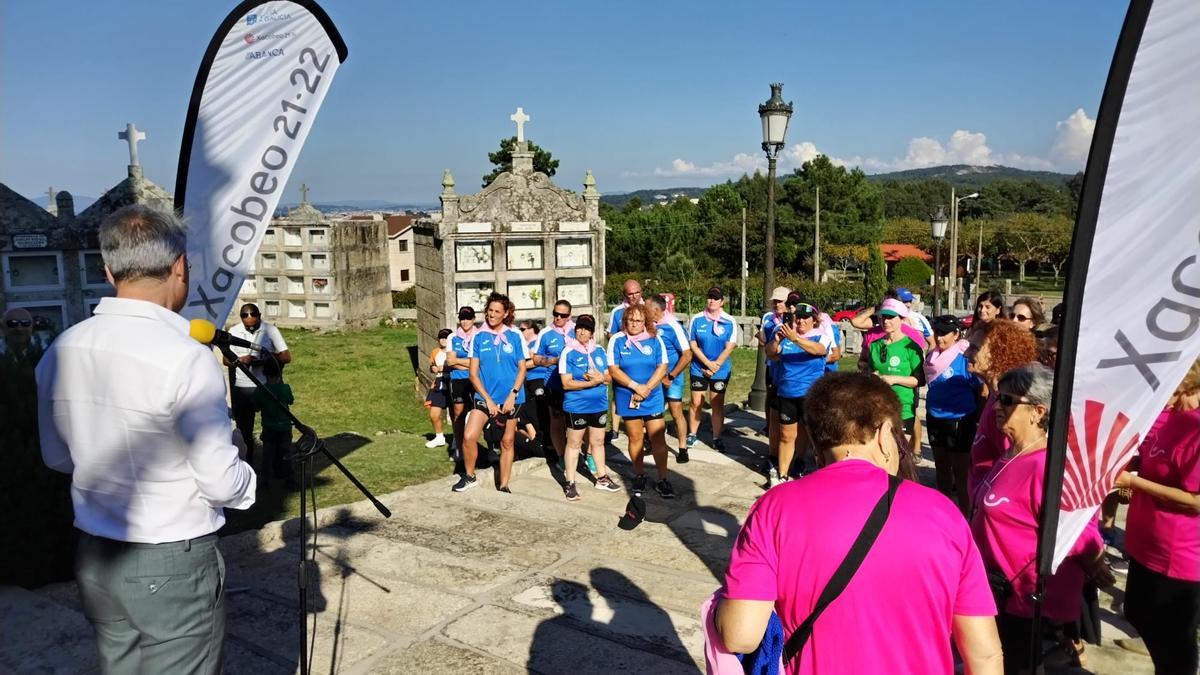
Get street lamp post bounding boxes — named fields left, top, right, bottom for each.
left=947, top=189, right=979, bottom=311
left=930, top=205, right=948, bottom=316
left=747, top=83, right=793, bottom=412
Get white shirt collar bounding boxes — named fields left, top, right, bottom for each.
left=92, top=297, right=189, bottom=335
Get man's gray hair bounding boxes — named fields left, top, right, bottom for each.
left=644, top=294, right=667, bottom=311
left=99, top=204, right=187, bottom=283
left=998, top=362, right=1055, bottom=429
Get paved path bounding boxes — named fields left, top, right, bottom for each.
left=1, top=410, right=1154, bottom=674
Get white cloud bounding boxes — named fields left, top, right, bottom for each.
left=638, top=108, right=1096, bottom=180
left=1049, top=108, right=1095, bottom=169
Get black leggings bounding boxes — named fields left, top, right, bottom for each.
left=1125, top=557, right=1200, bottom=675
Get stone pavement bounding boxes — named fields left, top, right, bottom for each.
left=1, top=409, right=1155, bottom=674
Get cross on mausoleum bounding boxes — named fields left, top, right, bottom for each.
left=300, top=183, right=310, bottom=204
left=510, top=107, right=530, bottom=143
left=118, top=123, right=146, bottom=167
left=47, top=186, right=55, bottom=203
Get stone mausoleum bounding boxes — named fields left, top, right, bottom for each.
left=414, top=108, right=607, bottom=370
left=233, top=184, right=392, bottom=330
left=0, top=123, right=171, bottom=336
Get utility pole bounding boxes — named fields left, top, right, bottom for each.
left=976, top=222, right=984, bottom=296
left=740, top=207, right=748, bottom=317
left=813, top=186, right=821, bottom=283
left=948, top=187, right=958, bottom=311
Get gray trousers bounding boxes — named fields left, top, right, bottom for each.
left=75, top=531, right=226, bottom=675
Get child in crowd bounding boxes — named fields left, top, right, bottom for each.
left=254, top=357, right=296, bottom=485
left=426, top=328, right=452, bottom=449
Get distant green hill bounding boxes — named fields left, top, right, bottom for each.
left=600, top=187, right=708, bottom=208
left=605, top=165, right=1076, bottom=208
left=866, top=164, right=1075, bottom=189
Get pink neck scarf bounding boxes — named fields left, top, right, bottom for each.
left=625, top=329, right=651, bottom=351
left=657, top=311, right=679, bottom=327
left=704, top=308, right=723, bottom=322
left=453, top=324, right=476, bottom=342
left=551, top=320, right=575, bottom=337
left=479, top=323, right=509, bottom=345
left=577, top=337, right=597, bottom=355
left=924, top=339, right=969, bottom=382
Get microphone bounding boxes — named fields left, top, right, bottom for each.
left=189, top=318, right=261, bottom=351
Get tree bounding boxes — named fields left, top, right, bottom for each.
left=823, top=243, right=870, bottom=273
left=1042, top=215, right=1075, bottom=283
left=892, top=256, right=934, bottom=288
left=988, top=212, right=1071, bottom=281
left=481, top=136, right=560, bottom=187
left=1065, top=171, right=1085, bottom=220
left=864, top=242, right=888, bottom=304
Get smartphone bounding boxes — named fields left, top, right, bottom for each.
left=629, top=398, right=641, bottom=410
left=781, top=311, right=794, bottom=325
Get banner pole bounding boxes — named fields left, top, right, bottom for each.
left=1030, top=0, right=1152, bottom=666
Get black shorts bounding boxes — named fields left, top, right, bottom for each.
left=766, top=381, right=778, bottom=409
left=526, top=378, right=548, bottom=397
left=546, top=386, right=564, bottom=410
left=901, top=417, right=915, bottom=434
left=777, top=396, right=805, bottom=425
left=471, top=397, right=524, bottom=419
left=425, top=389, right=447, bottom=409
left=566, top=411, right=608, bottom=429
left=623, top=411, right=665, bottom=421
left=926, top=416, right=974, bottom=453
left=450, top=379, right=474, bottom=405
left=691, top=375, right=730, bottom=393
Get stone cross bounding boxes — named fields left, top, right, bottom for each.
left=118, top=123, right=146, bottom=166
left=510, top=107, right=530, bottom=143
left=300, top=183, right=310, bottom=204
left=47, top=186, right=55, bottom=203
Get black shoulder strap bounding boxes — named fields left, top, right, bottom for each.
left=783, top=474, right=901, bottom=663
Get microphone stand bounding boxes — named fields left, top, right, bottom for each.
left=218, top=344, right=391, bottom=675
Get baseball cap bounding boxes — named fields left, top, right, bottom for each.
left=896, top=287, right=915, bottom=302
left=458, top=306, right=476, bottom=320
left=706, top=286, right=724, bottom=301
left=931, top=315, right=961, bottom=336
left=575, top=314, right=596, bottom=333
left=437, top=328, right=453, bottom=340
left=617, top=496, right=647, bottom=530
left=879, top=298, right=910, bottom=318
left=785, top=292, right=804, bottom=307
left=770, top=286, right=790, bottom=302
left=794, top=302, right=817, bottom=318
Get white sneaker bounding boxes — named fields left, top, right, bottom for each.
left=426, top=434, right=447, bottom=448
left=768, top=467, right=781, bottom=488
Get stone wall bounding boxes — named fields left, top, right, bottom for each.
left=413, top=222, right=445, bottom=387
left=330, top=220, right=391, bottom=330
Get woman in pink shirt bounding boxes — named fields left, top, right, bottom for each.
left=965, top=319, right=1039, bottom=499
left=970, top=363, right=1113, bottom=674
left=717, top=371, right=1002, bottom=674
left=1115, top=358, right=1200, bottom=674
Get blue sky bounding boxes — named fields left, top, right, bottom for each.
left=2, top=1, right=1127, bottom=205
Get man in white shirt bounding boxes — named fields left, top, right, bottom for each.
left=36, top=204, right=256, bottom=674
left=224, top=302, right=292, bottom=465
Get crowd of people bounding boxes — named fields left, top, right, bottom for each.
left=16, top=198, right=1196, bottom=673
left=431, top=278, right=1198, bottom=674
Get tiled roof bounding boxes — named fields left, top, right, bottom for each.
left=880, top=243, right=933, bottom=263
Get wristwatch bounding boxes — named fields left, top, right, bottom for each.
left=512, top=388, right=520, bottom=395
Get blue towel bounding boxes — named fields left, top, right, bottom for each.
left=738, top=611, right=784, bottom=675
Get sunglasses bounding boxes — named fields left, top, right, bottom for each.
left=5, top=319, right=33, bottom=328
left=997, top=393, right=1033, bottom=408
left=241, top=311, right=261, bottom=318
left=552, top=311, right=571, bottom=319
left=1013, top=313, right=1032, bottom=322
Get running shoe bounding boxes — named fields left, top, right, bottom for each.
left=594, top=475, right=621, bottom=492
left=452, top=475, right=478, bottom=492
left=585, top=452, right=598, bottom=473
left=498, top=485, right=511, bottom=494
left=676, top=449, right=690, bottom=464
left=713, top=439, right=728, bottom=453
left=686, top=434, right=697, bottom=448
left=425, top=434, right=447, bottom=448
left=564, top=482, right=579, bottom=501
left=768, top=467, right=781, bottom=488
left=655, top=479, right=676, bottom=499
left=632, top=474, right=647, bottom=496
